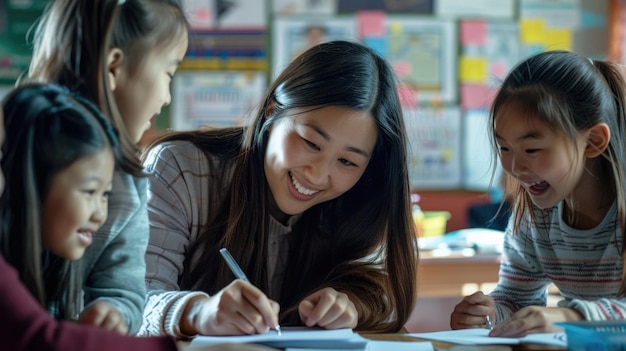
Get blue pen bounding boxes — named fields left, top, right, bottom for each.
left=219, top=248, right=282, bottom=336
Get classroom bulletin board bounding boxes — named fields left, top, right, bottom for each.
left=0, top=0, right=612, bottom=190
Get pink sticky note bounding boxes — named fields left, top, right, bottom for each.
left=490, top=62, right=508, bottom=80
left=461, top=84, right=489, bottom=110
left=461, top=20, right=487, bottom=47
left=357, top=11, right=386, bottom=37
left=394, top=61, right=411, bottom=78
left=398, top=84, right=418, bottom=109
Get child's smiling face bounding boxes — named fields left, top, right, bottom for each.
left=495, top=104, right=589, bottom=210
left=41, top=150, right=114, bottom=260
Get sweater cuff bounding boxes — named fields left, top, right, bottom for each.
left=164, top=291, right=210, bottom=338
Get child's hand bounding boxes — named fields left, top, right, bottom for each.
left=186, top=279, right=280, bottom=336
left=298, top=287, right=358, bottom=329
left=450, top=291, right=495, bottom=330
left=488, top=306, right=582, bottom=337
left=78, top=301, right=128, bottom=335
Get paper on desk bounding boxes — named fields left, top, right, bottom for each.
left=188, top=327, right=369, bottom=349
left=407, top=328, right=566, bottom=347
left=284, top=340, right=435, bottom=351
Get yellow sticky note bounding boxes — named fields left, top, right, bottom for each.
left=459, top=56, right=487, bottom=84
left=520, top=18, right=545, bottom=45
left=544, top=28, right=572, bottom=50
left=390, top=22, right=403, bottom=35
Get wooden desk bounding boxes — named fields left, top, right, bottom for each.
left=418, top=252, right=501, bottom=298
left=406, top=252, right=501, bottom=333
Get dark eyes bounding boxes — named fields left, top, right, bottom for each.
left=498, top=146, right=540, bottom=154
left=303, top=138, right=358, bottom=167
left=339, top=159, right=355, bottom=166
left=304, top=139, right=320, bottom=151
left=83, top=189, right=112, bottom=198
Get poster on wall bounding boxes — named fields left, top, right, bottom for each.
left=435, top=0, right=515, bottom=18
left=386, top=17, right=457, bottom=103
left=458, top=19, right=520, bottom=110
left=170, top=70, right=266, bottom=131
left=272, top=16, right=357, bottom=77
left=183, top=0, right=266, bottom=30
left=338, top=0, right=433, bottom=13
left=462, top=109, right=503, bottom=191
left=273, top=0, right=337, bottom=15
left=405, top=107, right=462, bottom=189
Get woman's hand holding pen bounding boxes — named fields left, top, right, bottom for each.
left=298, top=287, right=358, bottom=330
left=450, top=291, right=495, bottom=330
left=488, top=306, right=582, bottom=338
left=181, top=279, right=280, bottom=336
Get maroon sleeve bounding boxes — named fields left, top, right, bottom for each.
left=0, top=254, right=177, bottom=351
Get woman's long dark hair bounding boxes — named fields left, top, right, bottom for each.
left=0, top=83, right=120, bottom=319
left=146, top=40, right=418, bottom=332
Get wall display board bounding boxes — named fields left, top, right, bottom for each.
left=458, top=19, right=520, bottom=110
left=272, top=16, right=358, bottom=77
left=338, top=0, right=433, bottom=13
left=462, top=109, right=503, bottom=191
left=405, top=107, right=462, bottom=189
left=385, top=17, right=457, bottom=104
left=273, top=0, right=337, bottom=15
left=435, top=0, right=515, bottom=19
left=170, top=70, right=266, bottom=131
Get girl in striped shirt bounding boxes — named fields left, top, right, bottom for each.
left=450, top=50, right=626, bottom=337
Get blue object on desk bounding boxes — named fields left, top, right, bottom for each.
left=557, top=320, right=626, bottom=351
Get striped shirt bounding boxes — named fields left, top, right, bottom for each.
left=490, top=201, right=626, bottom=324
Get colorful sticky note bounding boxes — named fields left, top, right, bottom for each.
left=490, top=62, right=508, bottom=81
left=461, top=84, right=489, bottom=110
left=544, top=28, right=572, bottom=51
left=397, top=84, right=418, bottom=109
left=364, top=37, right=388, bottom=57
left=459, top=56, right=487, bottom=84
left=461, top=20, right=487, bottom=47
left=520, top=18, right=545, bottom=45
left=390, top=22, right=403, bottom=35
left=357, top=11, right=386, bottom=37
left=394, top=61, right=411, bottom=78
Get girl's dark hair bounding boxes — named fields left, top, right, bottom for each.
left=146, top=40, right=419, bottom=332
left=25, top=0, right=188, bottom=176
left=489, top=50, right=626, bottom=295
left=0, top=83, right=120, bottom=319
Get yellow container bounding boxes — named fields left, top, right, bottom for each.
left=419, top=211, right=451, bottom=237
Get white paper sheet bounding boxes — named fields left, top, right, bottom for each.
left=283, top=339, right=435, bottom=351
left=408, top=328, right=567, bottom=347
left=188, top=327, right=370, bottom=349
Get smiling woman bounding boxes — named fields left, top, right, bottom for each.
left=139, top=40, right=419, bottom=338
left=264, top=106, right=377, bottom=221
